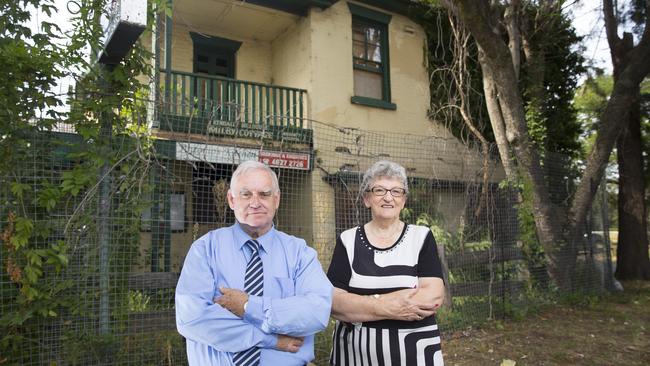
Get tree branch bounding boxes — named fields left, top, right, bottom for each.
left=603, top=0, right=621, bottom=55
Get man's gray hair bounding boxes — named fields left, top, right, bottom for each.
left=229, top=160, right=280, bottom=192
left=360, top=160, right=409, bottom=194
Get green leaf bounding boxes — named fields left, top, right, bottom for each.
left=10, top=235, right=29, bottom=249
left=57, top=254, right=69, bottom=268
left=36, top=186, right=61, bottom=211
left=26, top=250, right=43, bottom=266
left=15, top=216, right=33, bottom=234
left=11, top=181, right=30, bottom=198
left=24, top=265, right=41, bottom=284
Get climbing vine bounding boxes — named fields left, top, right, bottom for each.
left=0, top=0, right=168, bottom=363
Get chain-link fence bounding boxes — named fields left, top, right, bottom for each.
left=0, top=97, right=613, bottom=365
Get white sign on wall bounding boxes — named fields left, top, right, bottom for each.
left=176, top=142, right=259, bottom=165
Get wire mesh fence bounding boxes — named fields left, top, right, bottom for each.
left=0, top=97, right=613, bottom=365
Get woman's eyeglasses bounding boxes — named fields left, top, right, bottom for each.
left=366, top=187, right=407, bottom=197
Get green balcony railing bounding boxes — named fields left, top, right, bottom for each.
left=159, top=69, right=306, bottom=130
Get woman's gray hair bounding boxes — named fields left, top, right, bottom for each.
left=360, top=160, right=409, bottom=194
left=230, top=160, right=280, bottom=192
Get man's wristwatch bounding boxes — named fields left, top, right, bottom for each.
left=243, top=301, right=248, bottom=312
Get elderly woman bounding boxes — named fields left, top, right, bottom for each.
left=327, top=160, right=445, bottom=366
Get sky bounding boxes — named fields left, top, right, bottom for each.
left=28, top=0, right=77, bottom=109
left=568, top=1, right=613, bottom=74
left=29, top=0, right=109, bottom=110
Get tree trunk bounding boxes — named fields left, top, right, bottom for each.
left=504, top=0, right=521, bottom=80
left=440, top=0, right=650, bottom=289
left=568, top=0, right=650, bottom=280
left=450, top=0, right=570, bottom=288
left=615, top=87, right=650, bottom=279
left=566, top=63, right=648, bottom=264
left=479, top=53, right=517, bottom=180
left=567, top=0, right=650, bottom=281
left=603, top=0, right=650, bottom=280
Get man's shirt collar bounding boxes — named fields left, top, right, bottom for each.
left=233, top=221, right=275, bottom=253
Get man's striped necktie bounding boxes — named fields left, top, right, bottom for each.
left=233, top=240, right=263, bottom=366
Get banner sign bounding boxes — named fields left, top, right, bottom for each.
left=206, top=120, right=311, bottom=144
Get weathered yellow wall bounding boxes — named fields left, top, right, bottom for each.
left=166, top=1, right=463, bottom=142
left=305, top=1, right=502, bottom=183
left=309, top=172, right=337, bottom=265
left=237, top=39, right=273, bottom=85
left=162, top=0, right=470, bottom=144
left=311, top=121, right=505, bottom=183
left=275, top=172, right=314, bottom=246
left=307, top=3, right=350, bottom=129
left=271, top=17, right=311, bottom=91
left=307, top=1, right=450, bottom=136
left=170, top=23, right=273, bottom=84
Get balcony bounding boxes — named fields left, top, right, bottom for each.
left=157, top=70, right=311, bottom=145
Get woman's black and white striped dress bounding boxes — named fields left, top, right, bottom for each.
left=327, top=224, right=445, bottom=366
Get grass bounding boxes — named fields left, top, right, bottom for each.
left=442, top=281, right=650, bottom=366
left=311, top=281, right=649, bottom=365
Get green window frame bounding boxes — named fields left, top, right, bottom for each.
left=348, top=3, right=396, bottom=110
left=190, top=32, right=241, bottom=78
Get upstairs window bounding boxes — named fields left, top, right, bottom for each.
left=190, top=32, right=241, bottom=78
left=353, top=21, right=383, bottom=100
left=348, top=3, right=395, bottom=110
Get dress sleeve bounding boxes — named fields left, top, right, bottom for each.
left=327, top=236, right=352, bottom=291
left=417, top=230, right=444, bottom=279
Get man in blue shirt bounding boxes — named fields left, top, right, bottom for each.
left=175, top=161, right=333, bottom=366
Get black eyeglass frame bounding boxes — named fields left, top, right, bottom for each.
left=365, top=187, right=407, bottom=197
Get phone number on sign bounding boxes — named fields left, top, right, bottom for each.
left=260, top=158, right=307, bottom=169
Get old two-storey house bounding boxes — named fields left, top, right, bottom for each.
left=142, top=0, right=501, bottom=271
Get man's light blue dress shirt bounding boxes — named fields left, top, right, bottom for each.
left=175, top=223, right=333, bottom=365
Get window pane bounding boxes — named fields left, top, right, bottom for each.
left=354, top=69, right=382, bottom=100
left=353, top=40, right=366, bottom=59
left=352, top=25, right=365, bottom=42
left=352, top=22, right=382, bottom=63
left=365, top=27, right=381, bottom=62
left=368, top=43, right=381, bottom=63
left=352, top=18, right=387, bottom=101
